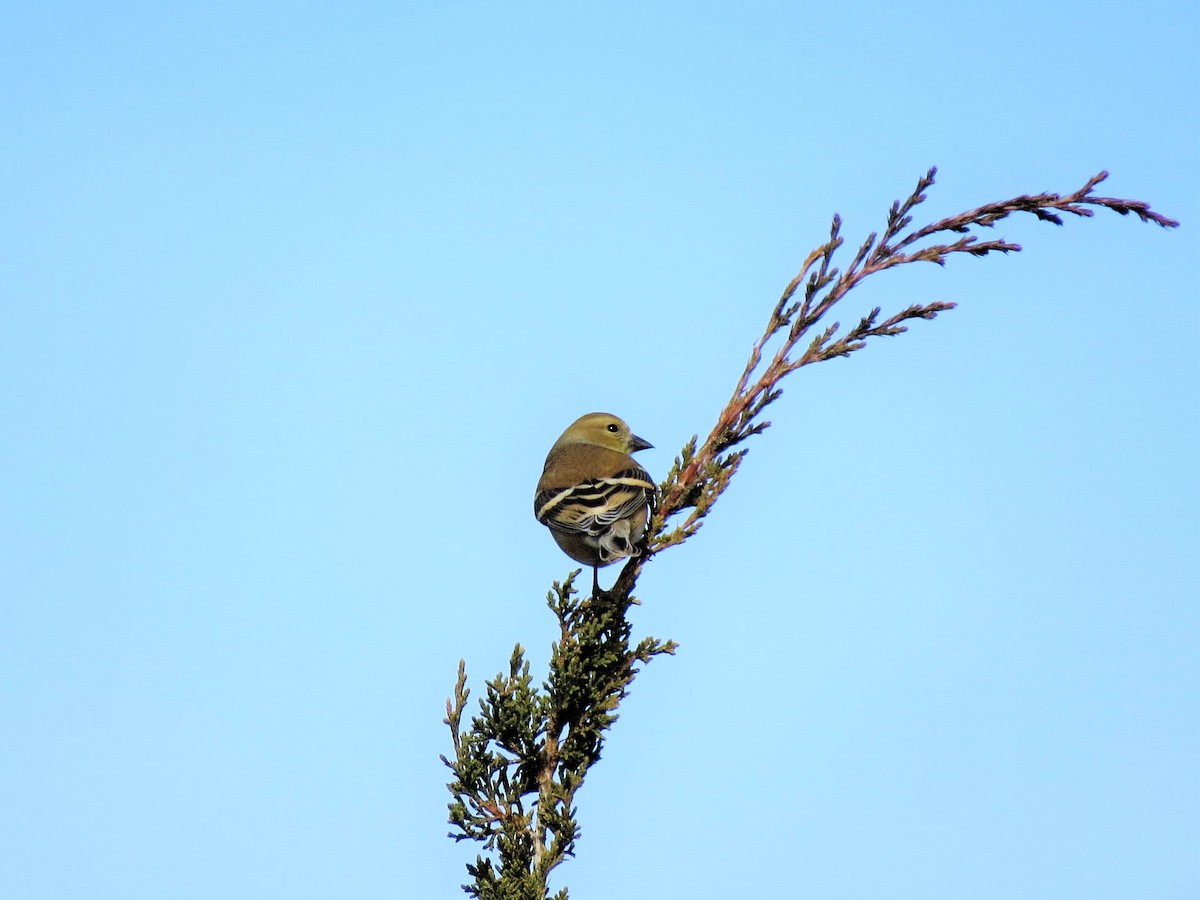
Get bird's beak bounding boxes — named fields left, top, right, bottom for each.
left=630, top=434, right=653, bottom=453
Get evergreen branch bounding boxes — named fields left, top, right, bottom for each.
left=644, top=168, right=1177, bottom=560
left=445, top=168, right=1177, bottom=898
left=443, top=575, right=675, bottom=898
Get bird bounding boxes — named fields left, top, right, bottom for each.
left=534, top=412, right=656, bottom=597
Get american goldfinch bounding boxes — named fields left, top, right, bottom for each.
left=534, top=412, right=655, bottom=596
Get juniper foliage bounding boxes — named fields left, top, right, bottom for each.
left=441, top=169, right=1178, bottom=899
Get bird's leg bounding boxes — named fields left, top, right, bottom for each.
left=592, top=566, right=601, bottom=599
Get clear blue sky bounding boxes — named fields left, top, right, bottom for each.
left=2, top=3, right=1196, bottom=898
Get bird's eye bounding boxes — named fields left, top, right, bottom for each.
left=607, top=423, right=619, bottom=433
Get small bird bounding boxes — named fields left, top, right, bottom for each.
left=534, top=412, right=656, bottom=596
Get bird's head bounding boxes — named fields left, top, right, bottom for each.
left=553, top=412, right=653, bottom=455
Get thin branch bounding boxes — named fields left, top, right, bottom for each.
left=635, top=168, right=1177, bottom=570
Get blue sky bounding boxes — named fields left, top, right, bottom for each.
left=2, top=3, right=1196, bottom=898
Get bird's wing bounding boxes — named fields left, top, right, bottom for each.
left=534, top=467, right=655, bottom=536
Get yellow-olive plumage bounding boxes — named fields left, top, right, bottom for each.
left=534, top=413, right=655, bottom=593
